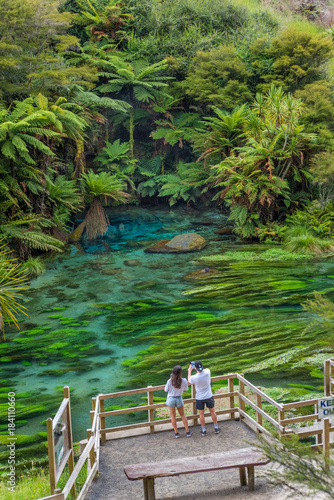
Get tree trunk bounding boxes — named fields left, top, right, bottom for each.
left=129, top=107, right=134, bottom=159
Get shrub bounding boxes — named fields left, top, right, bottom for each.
left=20, top=258, right=46, bottom=278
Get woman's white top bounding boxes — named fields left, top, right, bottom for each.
left=164, top=377, right=188, bottom=396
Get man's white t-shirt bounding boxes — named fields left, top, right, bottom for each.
left=189, top=368, right=212, bottom=400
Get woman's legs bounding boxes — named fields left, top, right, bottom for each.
left=177, top=405, right=189, bottom=432
left=168, top=406, right=178, bottom=433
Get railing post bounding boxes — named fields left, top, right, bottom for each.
left=191, top=384, right=198, bottom=426
left=228, top=377, right=235, bottom=421
left=278, top=409, right=285, bottom=436
left=91, top=397, right=96, bottom=431
left=99, top=396, right=106, bottom=444
left=256, top=387, right=262, bottom=432
left=46, top=417, right=56, bottom=495
left=87, top=429, right=96, bottom=470
left=147, top=386, right=154, bottom=433
left=324, top=359, right=331, bottom=397
left=323, top=418, right=330, bottom=466
left=64, top=386, right=76, bottom=498
left=315, top=401, right=322, bottom=447
left=238, top=375, right=245, bottom=420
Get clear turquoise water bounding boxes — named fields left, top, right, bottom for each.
left=1, top=206, right=334, bottom=441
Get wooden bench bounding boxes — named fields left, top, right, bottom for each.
left=124, top=447, right=270, bottom=500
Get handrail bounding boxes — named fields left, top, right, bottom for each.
left=52, top=399, right=69, bottom=430
left=99, top=374, right=238, bottom=400
left=238, top=392, right=284, bottom=432
left=99, top=392, right=237, bottom=418
left=62, top=436, right=95, bottom=498
left=236, top=374, right=283, bottom=411
left=282, top=398, right=318, bottom=410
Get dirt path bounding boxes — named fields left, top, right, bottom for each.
left=85, top=420, right=295, bottom=500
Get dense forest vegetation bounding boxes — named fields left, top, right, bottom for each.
left=2, top=0, right=334, bottom=324
left=2, top=2, right=334, bottom=497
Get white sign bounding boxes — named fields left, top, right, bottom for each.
left=318, top=397, right=334, bottom=419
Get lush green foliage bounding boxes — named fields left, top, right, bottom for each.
left=2, top=0, right=334, bottom=260
left=0, top=245, right=28, bottom=338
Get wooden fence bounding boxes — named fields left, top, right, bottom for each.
left=39, top=358, right=334, bottom=500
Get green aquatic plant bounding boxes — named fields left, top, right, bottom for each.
left=198, top=248, right=311, bottom=263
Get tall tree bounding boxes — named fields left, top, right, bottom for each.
left=80, top=170, right=129, bottom=239
left=97, top=57, right=172, bottom=158
left=0, top=0, right=96, bottom=101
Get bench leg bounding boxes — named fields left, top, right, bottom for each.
left=247, top=466, right=255, bottom=491
left=239, top=466, right=247, bottom=487
left=143, top=477, right=156, bottom=500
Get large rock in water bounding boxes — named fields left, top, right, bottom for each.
left=145, top=233, right=207, bottom=253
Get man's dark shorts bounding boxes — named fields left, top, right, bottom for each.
left=196, top=396, right=215, bottom=410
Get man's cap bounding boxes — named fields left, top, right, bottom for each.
left=195, top=361, right=203, bottom=371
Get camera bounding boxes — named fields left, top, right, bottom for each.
left=190, top=361, right=195, bottom=368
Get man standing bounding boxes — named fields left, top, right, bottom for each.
left=188, top=360, right=220, bottom=436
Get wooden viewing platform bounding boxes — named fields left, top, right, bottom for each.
left=39, top=359, right=334, bottom=500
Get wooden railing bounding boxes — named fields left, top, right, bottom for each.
left=324, top=358, right=334, bottom=396
left=39, top=395, right=100, bottom=500
left=40, top=358, right=334, bottom=500
left=98, top=373, right=238, bottom=442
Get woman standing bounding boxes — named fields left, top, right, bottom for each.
left=165, top=365, right=192, bottom=438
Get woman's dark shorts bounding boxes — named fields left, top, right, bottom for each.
left=196, top=396, right=215, bottom=410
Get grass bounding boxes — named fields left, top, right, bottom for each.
left=0, top=461, right=87, bottom=500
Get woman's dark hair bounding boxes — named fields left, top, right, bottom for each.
left=171, top=365, right=182, bottom=389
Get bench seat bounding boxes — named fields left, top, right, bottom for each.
left=124, top=447, right=270, bottom=500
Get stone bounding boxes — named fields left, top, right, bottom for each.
left=145, top=233, right=207, bottom=253
left=101, top=269, right=118, bottom=276
left=214, top=227, right=234, bottom=235
left=124, top=259, right=142, bottom=266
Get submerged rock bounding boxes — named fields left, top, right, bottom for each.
left=124, top=259, right=142, bottom=266
left=145, top=233, right=207, bottom=253
left=101, top=268, right=118, bottom=275
left=214, top=227, right=234, bottom=235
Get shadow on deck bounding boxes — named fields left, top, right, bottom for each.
left=85, top=420, right=284, bottom=500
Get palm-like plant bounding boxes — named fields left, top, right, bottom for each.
left=245, top=86, right=316, bottom=180
left=45, top=175, right=83, bottom=230
left=213, top=154, right=290, bottom=237
left=159, top=161, right=210, bottom=206
left=0, top=244, right=28, bottom=340
left=97, top=57, right=172, bottom=158
left=0, top=216, right=64, bottom=256
left=0, top=100, right=60, bottom=166
left=152, top=112, right=204, bottom=148
left=81, top=170, right=129, bottom=239
left=196, top=105, right=247, bottom=164
left=23, top=93, right=89, bottom=177
left=94, top=139, right=130, bottom=171
left=73, top=0, right=132, bottom=42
